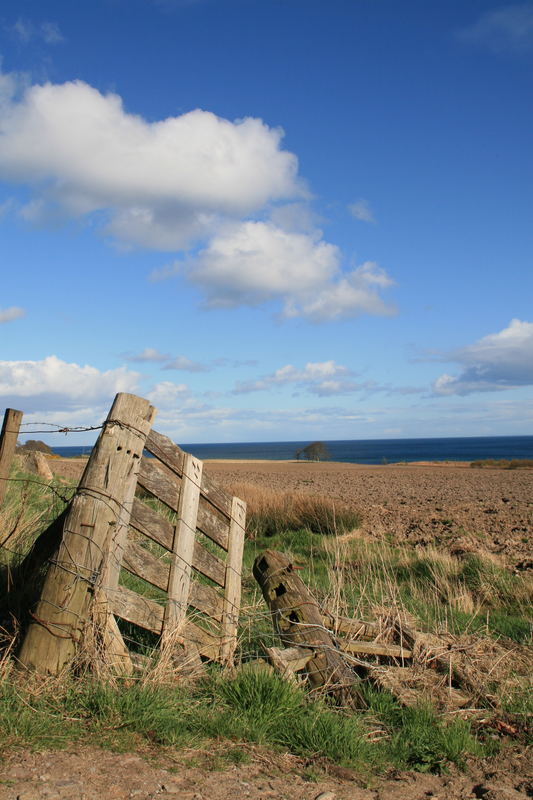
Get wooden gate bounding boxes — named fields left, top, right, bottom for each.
left=18, top=393, right=246, bottom=676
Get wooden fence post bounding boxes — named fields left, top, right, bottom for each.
left=220, top=497, right=246, bottom=664
left=0, top=408, right=23, bottom=507
left=18, top=394, right=155, bottom=675
left=253, top=549, right=365, bottom=707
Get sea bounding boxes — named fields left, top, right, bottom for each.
left=51, top=435, right=533, bottom=465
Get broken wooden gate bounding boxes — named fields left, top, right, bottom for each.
left=18, top=393, right=246, bottom=675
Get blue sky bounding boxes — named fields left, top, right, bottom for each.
left=1, top=0, right=532, bottom=445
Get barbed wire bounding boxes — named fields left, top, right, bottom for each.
left=15, top=422, right=104, bottom=435
left=0, top=410, right=388, bottom=680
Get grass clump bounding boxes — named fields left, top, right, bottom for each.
left=470, top=459, right=533, bottom=469
left=0, top=668, right=488, bottom=774
left=229, top=482, right=361, bottom=538
left=0, top=458, right=73, bottom=558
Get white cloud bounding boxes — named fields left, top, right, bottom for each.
left=188, top=222, right=394, bottom=320
left=40, top=22, right=64, bottom=44
left=189, top=221, right=339, bottom=309
left=163, top=355, right=210, bottom=372
left=0, top=306, right=25, bottom=324
left=10, top=19, right=64, bottom=45
left=0, top=71, right=397, bottom=322
left=0, top=74, right=299, bottom=249
left=11, top=19, right=32, bottom=43
left=457, top=4, right=533, bottom=53
left=433, top=319, right=533, bottom=395
left=146, top=381, right=191, bottom=409
left=0, top=355, right=139, bottom=412
left=125, top=347, right=170, bottom=363
left=269, top=202, right=321, bottom=233
left=234, top=360, right=354, bottom=394
left=285, top=262, right=396, bottom=322
left=348, top=199, right=376, bottom=224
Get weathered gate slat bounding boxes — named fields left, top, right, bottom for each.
left=188, top=580, right=224, bottom=622
left=220, top=497, right=246, bottom=663
left=145, top=429, right=233, bottom=519
left=109, top=585, right=224, bottom=660
left=123, top=538, right=169, bottom=591
left=122, top=538, right=225, bottom=622
left=145, top=429, right=185, bottom=476
left=138, top=458, right=180, bottom=508
left=163, top=454, right=203, bottom=637
left=138, top=458, right=230, bottom=550
left=196, top=504, right=230, bottom=550
left=192, top=540, right=226, bottom=587
left=183, top=619, right=222, bottom=661
left=130, top=499, right=226, bottom=586
left=130, top=497, right=174, bottom=549
left=111, top=584, right=164, bottom=633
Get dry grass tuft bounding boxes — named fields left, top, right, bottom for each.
left=227, top=481, right=361, bottom=538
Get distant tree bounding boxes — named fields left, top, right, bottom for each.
left=301, top=441, right=331, bottom=462
left=294, top=448, right=302, bottom=461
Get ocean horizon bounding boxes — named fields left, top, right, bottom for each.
left=50, top=434, right=533, bottom=465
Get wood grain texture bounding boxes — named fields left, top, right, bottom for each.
left=322, top=614, right=378, bottom=641
left=137, top=458, right=230, bottom=550
left=110, top=584, right=164, bottom=634
left=129, top=500, right=226, bottom=587
left=220, top=496, right=246, bottom=664
left=18, top=393, right=156, bottom=675
left=0, top=408, right=23, bottom=506
left=122, top=538, right=169, bottom=591
left=130, top=497, right=174, bottom=550
left=253, top=549, right=364, bottom=708
left=144, top=429, right=185, bottom=476
left=163, top=454, right=202, bottom=638
left=145, top=427, right=232, bottom=525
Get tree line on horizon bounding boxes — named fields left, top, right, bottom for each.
left=294, top=441, right=331, bottom=462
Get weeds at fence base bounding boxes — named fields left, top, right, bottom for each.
left=0, top=666, right=495, bottom=775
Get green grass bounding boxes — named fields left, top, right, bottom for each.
left=0, top=465, right=530, bottom=775
left=0, top=668, right=489, bottom=773
left=0, top=459, right=73, bottom=560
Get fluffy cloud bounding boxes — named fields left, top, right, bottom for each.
left=348, top=199, right=376, bottom=224
left=0, top=71, right=396, bottom=322
left=284, top=262, right=395, bottom=322
left=188, top=223, right=394, bottom=320
left=233, top=360, right=362, bottom=395
left=433, top=319, right=533, bottom=395
left=457, top=4, right=533, bottom=53
left=189, top=221, right=338, bottom=308
left=0, top=306, right=25, bottom=324
left=146, top=381, right=191, bottom=409
left=0, top=355, right=139, bottom=412
left=0, top=74, right=299, bottom=249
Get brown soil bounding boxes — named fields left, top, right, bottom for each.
left=49, top=458, right=533, bottom=570
left=204, top=460, right=533, bottom=570
left=1, top=743, right=532, bottom=800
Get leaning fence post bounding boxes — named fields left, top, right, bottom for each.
left=0, top=408, right=23, bottom=507
left=18, top=393, right=156, bottom=675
